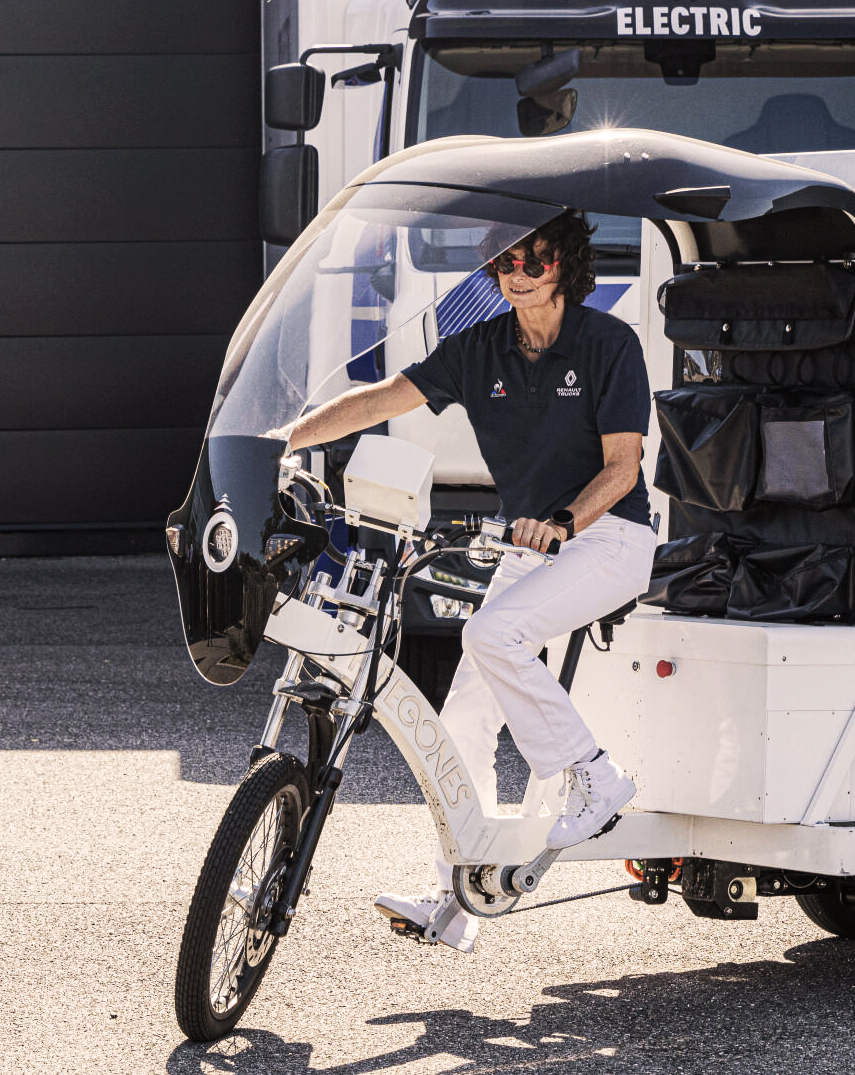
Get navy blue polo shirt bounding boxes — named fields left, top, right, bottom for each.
left=402, top=305, right=651, bottom=526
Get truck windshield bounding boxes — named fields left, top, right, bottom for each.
left=407, top=41, right=855, bottom=255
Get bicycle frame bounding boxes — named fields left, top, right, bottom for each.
left=262, top=557, right=855, bottom=895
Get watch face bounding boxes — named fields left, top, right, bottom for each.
left=552, top=509, right=575, bottom=537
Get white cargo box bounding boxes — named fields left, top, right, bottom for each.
left=554, top=613, right=855, bottom=825
left=343, top=434, right=434, bottom=532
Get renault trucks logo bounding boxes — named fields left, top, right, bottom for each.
left=617, top=6, right=762, bottom=36
left=491, top=379, right=507, bottom=398
left=557, top=370, right=581, bottom=397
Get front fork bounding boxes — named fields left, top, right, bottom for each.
left=259, top=567, right=388, bottom=935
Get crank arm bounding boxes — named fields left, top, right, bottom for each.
left=510, top=849, right=561, bottom=894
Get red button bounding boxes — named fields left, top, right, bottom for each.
left=656, top=660, right=676, bottom=678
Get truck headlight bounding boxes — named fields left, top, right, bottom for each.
left=429, top=595, right=474, bottom=620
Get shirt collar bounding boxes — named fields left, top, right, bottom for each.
left=501, top=304, right=586, bottom=359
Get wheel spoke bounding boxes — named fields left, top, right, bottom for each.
left=207, top=790, right=292, bottom=1014
left=211, top=915, right=246, bottom=1009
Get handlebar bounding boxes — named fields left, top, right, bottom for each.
left=278, top=453, right=558, bottom=567
left=472, top=515, right=559, bottom=564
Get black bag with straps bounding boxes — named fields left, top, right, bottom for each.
left=658, top=263, right=855, bottom=352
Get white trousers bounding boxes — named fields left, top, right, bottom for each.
left=435, top=512, right=657, bottom=888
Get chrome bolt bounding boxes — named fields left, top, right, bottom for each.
left=724, top=907, right=733, bottom=916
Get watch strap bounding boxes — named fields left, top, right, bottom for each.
left=551, top=509, right=575, bottom=540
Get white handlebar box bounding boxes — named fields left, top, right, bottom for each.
left=343, top=434, right=434, bottom=531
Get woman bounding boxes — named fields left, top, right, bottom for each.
left=273, top=209, right=657, bottom=953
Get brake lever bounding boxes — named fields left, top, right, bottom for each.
left=278, top=452, right=330, bottom=502
left=483, top=537, right=555, bottom=565
left=278, top=451, right=302, bottom=494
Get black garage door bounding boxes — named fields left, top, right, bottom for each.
left=0, top=1, right=262, bottom=553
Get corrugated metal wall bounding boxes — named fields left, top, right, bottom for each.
left=0, top=1, right=263, bottom=552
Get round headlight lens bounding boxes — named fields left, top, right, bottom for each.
left=202, top=511, right=239, bottom=572
left=209, top=523, right=233, bottom=563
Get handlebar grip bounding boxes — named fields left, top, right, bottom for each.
left=501, top=525, right=562, bottom=556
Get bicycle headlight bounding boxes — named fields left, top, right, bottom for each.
left=202, top=511, right=239, bottom=572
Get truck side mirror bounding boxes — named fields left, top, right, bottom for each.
left=265, top=63, right=325, bottom=131
left=259, top=145, right=318, bottom=246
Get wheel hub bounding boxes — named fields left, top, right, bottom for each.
left=245, top=863, right=288, bottom=966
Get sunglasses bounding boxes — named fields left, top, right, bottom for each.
left=491, top=254, right=560, bottom=279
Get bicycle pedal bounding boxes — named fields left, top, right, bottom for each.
left=389, top=917, right=434, bottom=945
left=590, top=812, right=623, bottom=840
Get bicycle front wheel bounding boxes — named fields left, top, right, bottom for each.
left=175, top=752, right=309, bottom=1041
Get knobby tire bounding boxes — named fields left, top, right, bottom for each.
left=175, top=752, right=309, bottom=1041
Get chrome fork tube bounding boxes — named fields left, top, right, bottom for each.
left=259, top=652, right=304, bottom=750
left=324, top=617, right=379, bottom=767
left=260, top=577, right=329, bottom=751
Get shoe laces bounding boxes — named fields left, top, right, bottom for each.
left=558, top=765, right=601, bottom=819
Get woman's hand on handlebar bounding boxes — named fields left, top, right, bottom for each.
left=262, top=421, right=295, bottom=442
left=512, top=517, right=566, bottom=554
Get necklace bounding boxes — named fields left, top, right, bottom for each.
left=515, top=319, right=551, bottom=354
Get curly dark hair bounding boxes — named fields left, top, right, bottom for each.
left=483, top=209, right=597, bottom=307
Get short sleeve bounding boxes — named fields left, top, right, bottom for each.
left=596, top=331, right=651, bottom=436
left=401, top=336, right=464, bottom=416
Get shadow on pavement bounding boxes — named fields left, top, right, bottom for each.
left=165, top=938, right=855, bottom=1074
left=167, top=1031, right=312, bottom=1074
left=0, top=554, right=531, bottom=800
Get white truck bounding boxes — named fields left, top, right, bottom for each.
left=260, top=0, right=855, bottom=695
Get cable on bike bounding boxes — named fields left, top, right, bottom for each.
left=586, top=626, right=611, bottom=652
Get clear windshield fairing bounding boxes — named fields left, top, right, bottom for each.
left=207, top=183, right=561, bottom=441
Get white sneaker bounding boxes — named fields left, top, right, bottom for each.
left=374, top=889, right=479, bottom=953
left=546, top=750, right=636, bottom=850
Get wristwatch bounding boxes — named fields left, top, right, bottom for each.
left=551, top=509, right=575, bottom=541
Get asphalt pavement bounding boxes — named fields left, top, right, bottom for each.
left=1, top=553, right=853, bottom=1075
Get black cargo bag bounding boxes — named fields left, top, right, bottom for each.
left=658, top=263, right=855, bottom=352
left=754, top=392, right=855, bottom=510
left=727, top=544, right=852, bottom=622
left=641, top=533, right=744, bottom=616
left=654, top=387, right=761, bottom=511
